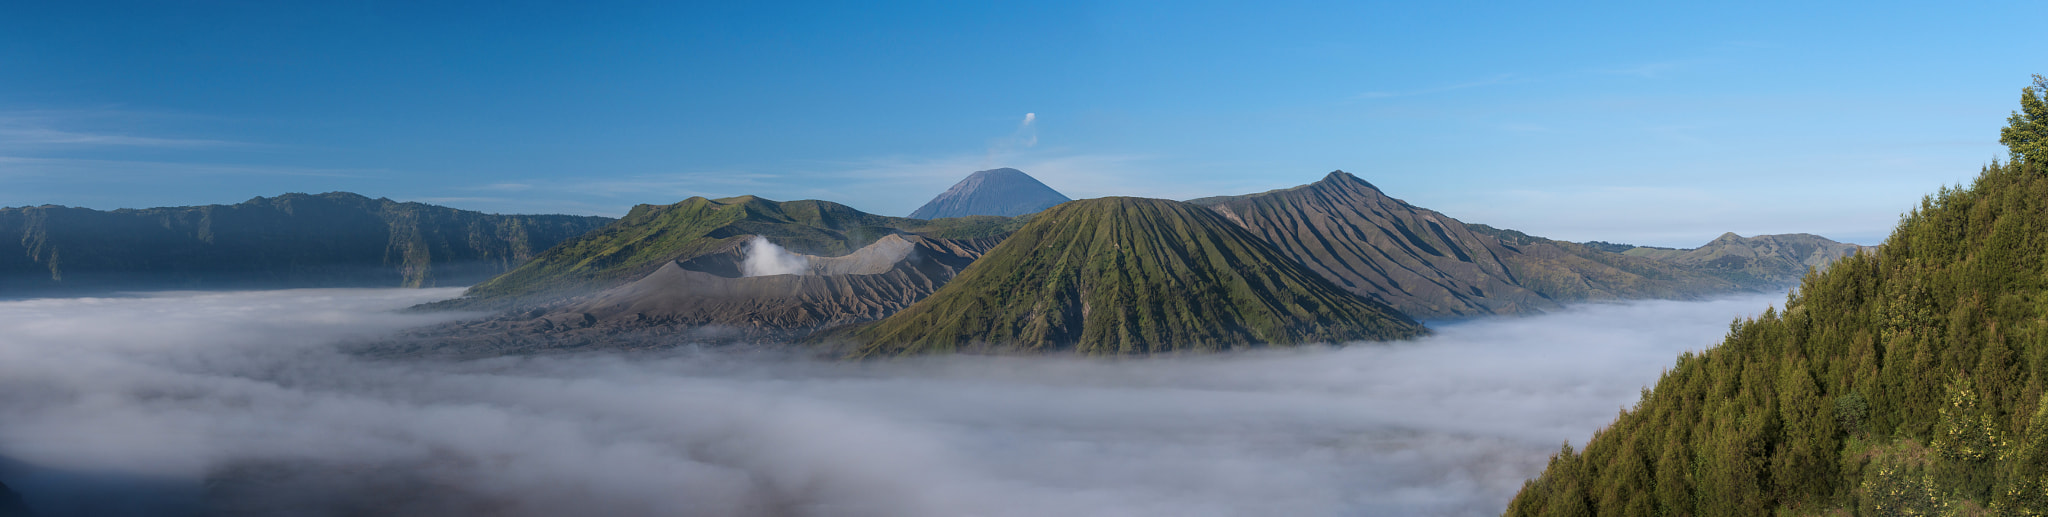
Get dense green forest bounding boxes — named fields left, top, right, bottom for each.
left=1507, top=77, right=2048, bottom=515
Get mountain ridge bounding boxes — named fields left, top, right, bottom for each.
left=0, top=192, right=612, bottom=294
left=838, top=196, right=1427, bottom=356
left=1191, top=171, right=1751, bottom=319
left=443, top=194, right=1024, bottom=309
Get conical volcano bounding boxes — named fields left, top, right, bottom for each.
left=843, top=196, right=1426, bottom=356
left=908, top=168, right=1072, bottom=219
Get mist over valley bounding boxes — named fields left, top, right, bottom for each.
left=0, top=288, right=1786, bottom=516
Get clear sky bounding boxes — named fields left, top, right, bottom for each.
left=2, top=1, right=2039, bottom=247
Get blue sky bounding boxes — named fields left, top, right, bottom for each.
left=2, top=1, right=2039, bottom=247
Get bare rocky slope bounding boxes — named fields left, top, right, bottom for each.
left=380, top=234, right=1000, bottom=356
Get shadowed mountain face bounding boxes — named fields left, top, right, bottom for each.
left=842, top=197, right=1427, bottom=357
left=382, top=234, right=1001, bottom=355
left=1190, top=171, right=1744, bottom=319
left=0, top=192, right=612, bottom=294
left=0, top=481, right=27, bottom=517
left=908, top=168, right=1072, bottom=219
left=1618, top=232, right=1869, bottom=286
left=447, top=195, right=1023, bottom=309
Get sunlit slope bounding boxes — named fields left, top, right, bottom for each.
left=0, top=192, right=610, bottom=292
left=1507, top=159, right=2048, bottom=514
left=1192, top=171, right=1741, bottom=319
left=843, top=197, right=1427, bottom=356
left=456, top=195, right=1023, bottom=306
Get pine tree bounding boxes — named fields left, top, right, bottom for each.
left=2001, top=74, right=2048, bottom=164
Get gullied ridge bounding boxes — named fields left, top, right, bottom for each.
left=908, top=168, right=1072, bottom=219
left=843, top=197, right=1427, bottom=356
left=1192, top=171, right=1744, bottom=319
left=0, top=192, right=611, bottom=293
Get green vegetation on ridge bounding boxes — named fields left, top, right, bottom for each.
left=455, top=195, right=1023, bottom=307
left=1507, top=78, right=2048, bottom=516
left=841, top=197, right=1427, bottom=356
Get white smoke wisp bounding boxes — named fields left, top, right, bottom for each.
left=984, top=112, right=1039, bottom=167
left=0, top=288, right=1789, bottom=516
left=740, top=236, right=809, bottom=277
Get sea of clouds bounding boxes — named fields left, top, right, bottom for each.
left=0, top=288, right=1786, bottom=516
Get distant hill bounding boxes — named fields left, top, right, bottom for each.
left=0, top=192, right=611, bottom=294
left=445, top=195, right=1024, bottom=308
left=1617, top=232, right=1869, bottom=285
left=839, top=197, right=1426, bottom=356
left=1191, top=171, right=1745, bottom=319
left=907, top=168, right=1072, bottom=219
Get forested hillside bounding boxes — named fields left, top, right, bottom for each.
left=1507, top=76, right=2048, bottom=515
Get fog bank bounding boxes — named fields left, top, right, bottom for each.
left=0, top=289, right=1787, bottom=516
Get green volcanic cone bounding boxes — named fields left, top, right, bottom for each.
left=841, top=196, right=1427, bottom=356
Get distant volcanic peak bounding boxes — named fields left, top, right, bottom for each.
left=908, top=168, right=1072, bottom=219
left=1312, top=170, right=1384, bottom=193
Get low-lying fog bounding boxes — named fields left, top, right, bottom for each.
left=0, top=288, right=1786, bottom=517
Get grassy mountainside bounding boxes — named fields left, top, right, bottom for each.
left=1619, top=232, right=1869, bottom=286
left=1191, top=172, right=1742, bottom=319
left=453, top=195, right=1023, bottom=307
left=1507, top=161, right=2048, bottom=510
left=0, top=192, right=610, bottom=293
left=841, top=197, right=1427, bottom=357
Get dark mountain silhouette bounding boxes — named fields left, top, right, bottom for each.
left=838, top=197, right=1427, bottom=356
left=907, top=168, right=1071, bottom=219
left=0, top=481, right=28, bottom=517
left=0, top=193, right=611, bottom=294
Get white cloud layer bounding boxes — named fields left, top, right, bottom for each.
left=0, top=288, right=1786, bottom=516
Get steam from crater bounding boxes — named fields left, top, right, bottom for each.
left=741, top=236, right=810, bottom=277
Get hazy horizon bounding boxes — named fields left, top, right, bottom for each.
left=6, top=2, right=2043, bottom=247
